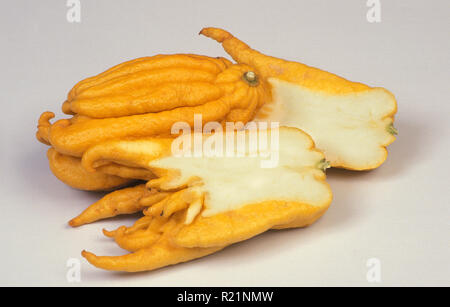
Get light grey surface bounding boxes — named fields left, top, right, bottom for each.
left=0, top=0, right=449, bottom=286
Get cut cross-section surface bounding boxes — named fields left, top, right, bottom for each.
left=80, top=127, right=332, bottom=272
left=200, top=27, right=398, bottom=170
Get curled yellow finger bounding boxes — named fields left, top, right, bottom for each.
left=47, top=148, right=131, bottom=191
left=69, top=184, right=147, bottom=227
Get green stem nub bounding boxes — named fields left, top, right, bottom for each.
left=386, top=123, right=398, bottom=135
left=243, top=71, right=259, bottom=86
left=317, top=159, right=331, bottom=172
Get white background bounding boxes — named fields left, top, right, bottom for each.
left=0, top=0, right=449, bottom=286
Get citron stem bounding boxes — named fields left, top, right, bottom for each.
left=317, top=159, right=331, bottom=172
left=243, top=71, right=259, bottom=86
left=387, top=123, right=398, bottom=135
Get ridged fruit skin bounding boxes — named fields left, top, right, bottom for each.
left=37, top=54, right=271, bottom=157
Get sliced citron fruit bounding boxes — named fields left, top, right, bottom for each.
left=80, top=127, right=332, bottom=272
left=200, top=27, right=397, bottom=170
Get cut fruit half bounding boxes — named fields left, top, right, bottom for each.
left=80, top=127, right=332, bottom=272
left=200, top=27, right=398, bottom=170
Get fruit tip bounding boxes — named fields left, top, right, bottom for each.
left=68, top=219, right=77, bottom=227
left=102, top=228, right=114, bottom=237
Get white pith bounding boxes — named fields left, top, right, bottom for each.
left=255, top=78, right=396, bottom=169
left=149, top=128, right=331, bottom=217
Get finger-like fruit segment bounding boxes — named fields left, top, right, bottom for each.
left=71, top=82, right=223, bottom=118
left=47, top=148, right=131, bottom=191
left=96, top=163, right=155, bottom=181
left=69, top=184, right=148, bottom=227
left=82, top=239, right=224, bottom=272
left=36, top=112, right=54, bottom=145
left=81, top=127, right=332, bottom=272
left=68, top=54, right=232, bottom=101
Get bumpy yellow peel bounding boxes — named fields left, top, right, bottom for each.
left=46, top=148, right=132, bottom=191
left=37, top=54, right=270, bottom=157
left=81, top=127, right=332, bottom=272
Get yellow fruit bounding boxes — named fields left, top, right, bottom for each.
left=80, top=127, right=332, bottom=272
left=68, top=184, right=146, bottom=227
left=47, top=148, right=132, bottom=191
left=37, top=54, right=270, bottom=157
left=200, top=27, right=398, bottom=170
